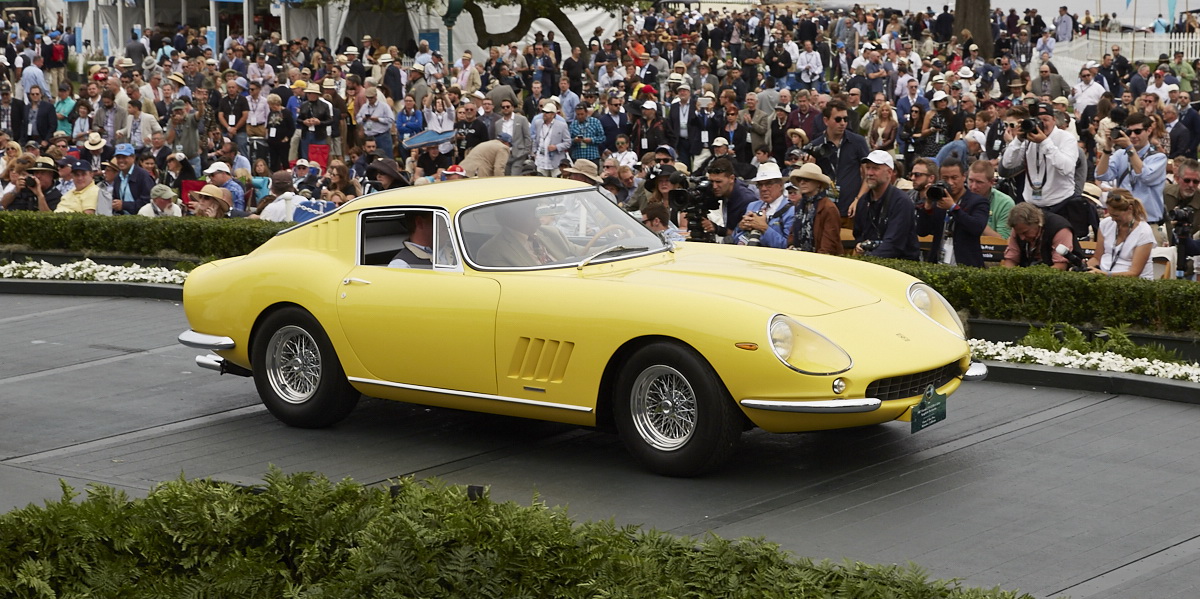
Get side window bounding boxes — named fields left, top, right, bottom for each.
left=434, top=213, right=460, bottom=269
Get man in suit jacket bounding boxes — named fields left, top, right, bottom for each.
left=664, top=84, right=697, bottom=166
left=597, top=96, right=630, bottom=154
left=93, top=91, right=130, bottom=145
left=110, top=143, right=156, bottom=215
left=491, top=98, right=530, bottom=175
left=1030, top=65, right=1070, bottom=99
left=0, top=81, right=26, bottom=142
left=24, top=87, right=56, bottom=144
left=476, top=201, right=580, bottom=267
left=1166, top=105, right=1192, bottom=159
left=118, top=101, right=164, bottom=149
left=915, top=160, right=990, bottom=267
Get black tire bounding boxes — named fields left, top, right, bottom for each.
left=252, top=307, right=359, bottom=428
left=614, top=343, right=742, bottom=477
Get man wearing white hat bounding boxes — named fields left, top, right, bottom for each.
left=665, top=81, right=696, bottom=167
left=853, top=150, right=920, bottom=260
left=534, top=101, right=572, bottom=177
left=724, top=162, right=793, bottom=248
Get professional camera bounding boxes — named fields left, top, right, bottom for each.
left=668, top=177, right=721, bottom=243
left=23, top=175, right=37, bottom=189
left=1019, top=117, right=1041, bottom=135
left=1109, top=126, right=1127, bottom=139
left=745, top=208, right=766, bottom=246
left=1055, top=244, right=1090, bottom=272
left=1170, top=205, right=1195, bottom=225
left=925, top=181, right=952, bottom=202
left=1172, top=205, right=1195, bottom=274
left=860, top=239, right=881, bottom=252
left=801, top=140, right=833, bottom=163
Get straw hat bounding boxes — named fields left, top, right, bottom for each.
left=789, top=162, right=832, bottom=187
left=188, top=183, right=230, bottom=209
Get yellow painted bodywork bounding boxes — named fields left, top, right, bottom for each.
left=181, top=177, right=973, bottom=434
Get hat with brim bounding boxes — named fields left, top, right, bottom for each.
left=789, top=162, right=832, bottom=187
left=410, top=63, right=425, bottom=72
left=304, top=82, right=321, bottom=94
left=143, top=56, right=157, bottom=70
left=931, top=90, right=949, bottom=103
left=712, top=137, right=730, bottom=147
left=643, top=164, right=677, bottom=189
left=1052, top=96, right=1069, bottom=106
left=191, top=184, right=230, bottom=210
left=117, top=57, right=134, bottom=68
left=28, top=157, right=59, bottom=175
left=751, top=162, right=784, bottom=183
left=167, top=73, right=186, bottom=87
left=379, top=54, right=394, bottom=63
left=151, top=184, right=177, bottom=200
left=366, top=158, right=409, bottom=186
left=562, top=159, right=603, bottom=183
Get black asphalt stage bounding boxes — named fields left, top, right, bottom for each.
left=2, top=294, right=1199, bottom=598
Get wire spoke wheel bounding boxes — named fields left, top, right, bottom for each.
left=265, top=325, right=322, bottom=405
left=630, top=365, right=698, bottom=451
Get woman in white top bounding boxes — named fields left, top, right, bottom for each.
left=1086, top=189, right=1156, bottom=279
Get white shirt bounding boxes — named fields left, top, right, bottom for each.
left=1071, top=80, right=1104, bottom=111
left=259, top=191, right=300, bottom=222
left=1097, top=217, right=1155, bottom=279
left=1000, top=125, right=1080, bottom=207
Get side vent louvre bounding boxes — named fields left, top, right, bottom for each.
left=507, top=337, right=574, bottom=383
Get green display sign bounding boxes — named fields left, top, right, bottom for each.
left=910, top=384, right=948, bottom=434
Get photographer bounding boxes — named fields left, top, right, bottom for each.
left=698, top=157, right=757, bottom=241
left=805, top=100, right=869, bottom=216
left=915, top=160, right=990, bottom=266
left=852, top=150, right=920, bottom=260
left=0, top=157, right=61, bottom=212
left=1095, top=112, right=1168, bottom=230
left=1000, top=202, right=1081, bottom=270
left=724, top=162, right=794, bottom=248
left=1164, top=158, right=1200, bottom=273
left=1000, top=103, right=1082, bottom=227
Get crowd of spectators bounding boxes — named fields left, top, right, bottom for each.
left=1, top=4, right=1199, bottom=278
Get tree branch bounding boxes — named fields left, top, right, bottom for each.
left=464, top=0, right=537, bottom=48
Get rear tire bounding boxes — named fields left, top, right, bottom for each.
left=614, top=343, right=742, bottom=477
left=252, top=308, right=359, bottom=428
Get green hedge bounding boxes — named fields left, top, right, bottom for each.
left=0, top=470, right=1031, bottom=598
left=869, top=258, right=1200, bottom=334
left=0, top=212, right=289, bottom=260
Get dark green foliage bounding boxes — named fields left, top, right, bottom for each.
left=0, top=470, right=1036, bottom=599
left=0, top=212, right=289, bottom=260
left=866, top=258, right=1200, bottom=334
left=1020, top=323, right=1187, bottom=364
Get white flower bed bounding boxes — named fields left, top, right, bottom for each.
left=970, top=339, right=1200, bottom=384
left=0, top=259, right=188, bottom=285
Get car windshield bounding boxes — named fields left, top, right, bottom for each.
left=458, top=189, right=668, bottom=270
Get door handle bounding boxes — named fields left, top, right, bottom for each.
left=342, top=277, right=372, bottom=285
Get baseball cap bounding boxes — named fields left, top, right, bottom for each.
left=861, top=149, right=894, bottom=169
left=70, top=159, right=93, bottom=172
left=642, top=100, right=657, bottom=110
left=965, top=130, right=987, bottom=148
left=203, top=162, right=231, bottom=175
left=113, top=143, right=135, bottom=156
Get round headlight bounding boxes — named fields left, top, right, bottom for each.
left=768, top=315, right=852, bottom=375
left=769, top=318, right=794, bottom=361
left=907, top=282, right=965, bottom=338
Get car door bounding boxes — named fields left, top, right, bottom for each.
left=336, top=208, right=500, bottom=393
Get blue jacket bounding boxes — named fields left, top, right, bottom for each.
left=114, top=165, right=157, bottom=215
left=915, top=190, right=990, bottom=267
left=396, top=108, right=425, bottom=140
left=809, top=130, right=870, bottom=215
left=716, top=180, right=759, bottom=238
left=724, top=198, right=794, bottom=248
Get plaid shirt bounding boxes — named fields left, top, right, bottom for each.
left=568, top=116, right=605, bottom=162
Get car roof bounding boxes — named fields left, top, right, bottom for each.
left=343, top=176, right=594, bottom=213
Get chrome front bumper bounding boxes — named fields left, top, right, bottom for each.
left=739, top=361, right=988, bottom=414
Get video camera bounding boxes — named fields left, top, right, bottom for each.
left=668, top=176, right=721, bottom=243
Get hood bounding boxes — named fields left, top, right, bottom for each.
left=615, top=247, right=881, bottom=317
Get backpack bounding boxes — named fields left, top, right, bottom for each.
left=51, top=43, right=66, bottom=63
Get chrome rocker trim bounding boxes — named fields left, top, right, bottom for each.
left=347, top=376, right=593, bottom=413
left=178, top=329, right=236, bottom=351
left=963, top=360, right=989, bottom=382
left=739, top=397, right=882, bottom=413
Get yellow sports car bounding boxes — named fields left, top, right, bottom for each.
left=178, top=177, right=986, bottom=476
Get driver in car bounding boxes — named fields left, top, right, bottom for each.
left=388, top=211, right=435, bottom=268
left=477, top=200, right=581, bottom=267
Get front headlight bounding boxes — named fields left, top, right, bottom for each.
left=907, top=282, right=965, bottom=338
left=768, top=315, right=852, bottom=375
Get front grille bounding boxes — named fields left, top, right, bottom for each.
left=866, top=361, right=964, bottom=402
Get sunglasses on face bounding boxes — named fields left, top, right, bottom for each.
left=831, top=116, right=848, bottom=123
left=1126, top=128, right=1145, bottom=135
left=656, top=158, right=673, bottom=164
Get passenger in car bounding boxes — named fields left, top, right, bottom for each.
left=476, top=201, right=578, bottom=267
left=387, top=212, right=434, bottom=269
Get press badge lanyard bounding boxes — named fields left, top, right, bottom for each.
left=1026, top=141, right=1046, bottom=199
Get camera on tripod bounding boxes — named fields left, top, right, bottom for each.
left=668, top=177, right=721, bottom=243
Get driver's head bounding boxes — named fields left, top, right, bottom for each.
left=495, top=200, right=540, bottom=235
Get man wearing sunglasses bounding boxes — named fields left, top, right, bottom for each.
left=1163, top=158, right=1200, bottom=276
left=1095, top=111, right=1168, bottom=230
left=1000, top=103, right=1083, bottom=231
left=803, top=100, right=869, bottom=216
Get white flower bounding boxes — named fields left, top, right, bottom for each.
left=970, top=338, right=1200, bottom=384
left=0, top=259, right=188, bottom=286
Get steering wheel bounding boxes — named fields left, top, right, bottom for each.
left=582, top=224, right=629, bottom=254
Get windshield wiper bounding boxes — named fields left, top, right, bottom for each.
left=576, top=245, right=648, bottom=270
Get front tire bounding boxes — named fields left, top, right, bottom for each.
left=614, top=343, right=742, bottom=477
left=252, top=308, right=359, bottom=428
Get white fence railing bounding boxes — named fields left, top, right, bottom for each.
left=1052, top=31, right=1200, bottom=86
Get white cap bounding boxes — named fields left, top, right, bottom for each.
left=751, top=162, right=784, bottom=182
left=541, top=102, right=557, bottom=113
left=965, top=130, right=987, bottom=148
left=295, top=158, right=309, bottom=167
left=203, top=162, right=231, bottom=175
left=931, top=90, right=949, bottom=102
left=861, top=149, right=895, bottom=169
left=642, top=100, right=658, bottom=110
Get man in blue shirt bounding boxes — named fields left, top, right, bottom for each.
left=1095, top=112, right=1168, bottom=223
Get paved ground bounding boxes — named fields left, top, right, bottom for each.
left=3, top=294, right=1199, bottom=599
